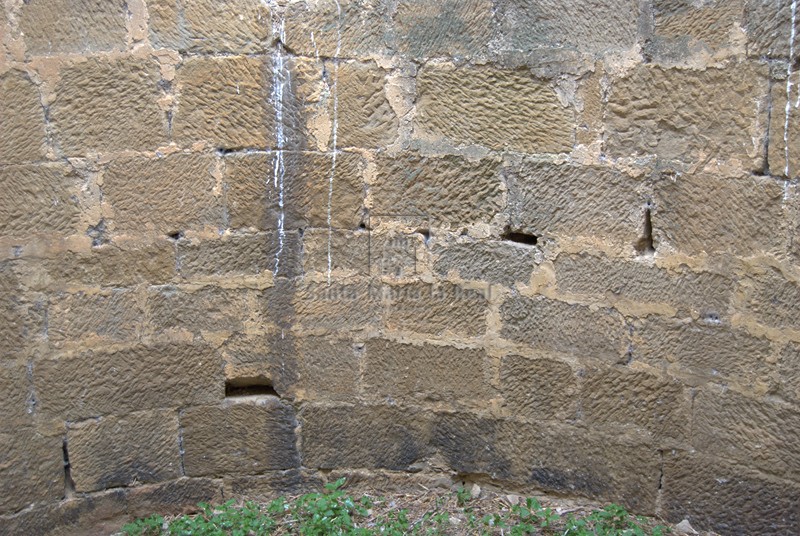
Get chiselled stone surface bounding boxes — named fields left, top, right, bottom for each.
left=434, top=239, right=539, bottom=286
left=148, top=0, right=270, bottom=53
left=373, top=154, right=502, bottom=225
left=501, top=296, right=627, bottom=362
left=0, top=263, right=31, bottom=359
left=394, top=0, right=492, bottom=58
left=386, top=282, right=488, bottom=337
left=662, top=452, right=800, bottom=534
left=174, top=56, right=272, bottom=149
left=302, top=229, right=371, bottom=276
left=768, top=79, right=800, bottom=179
left=68, top=410, right=181, bottom=492
left=649, top=0, right=743, bottom=60
left=292, top=280, right=381, bottom=332
left=505, top=162, right=644, bottom=244
left=51, top=57, right=167, bottom=154
left=554, top=253, right=732, bottom=314
left=606, top=63, right=768, bottom=165
left=297, top=336, right=360, bottom=401
left=652, top=174, right=784, bottom=256
left=743, top=268, right=800, bottom=330
left=0, top=362, right=32, bottom=428
left=178, top=233, right=288, bottom=278
left=744, top=0, right=799, bottom=58
left=182, top=398, right=299, bottom=477
left=0, top=428, right=63, bottom=515
left=363, top=339, right=492, bottom=406
left=778, top=343, right=800, bottom=403
left=19, top=0, right=127, bottom=56
left=693, top=389, right=800, bottom=480
left=36, top=343, right=223, bottom=420
left=104, top=153, right=221, bottom=234
left=0, top=164, right=82, bottom=237
left=147, top=286, right=253, bottom=336
left=48, top=290, right=142, bottom=345
left=331, top=61, right=398, bottom=149
left=224, top=151, right=364, bottom=230
left=499, top=355, right=577, bottom=421
left=416, top=65, right=573, bottom=152
left=0, top=71, right=47, bottom=164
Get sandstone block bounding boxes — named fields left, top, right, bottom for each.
left=0, top=428, right=63, bottom=515
left=606, top=63, right=768, bottom=166
left=363, top=339, right=492, bottom=406
left=67, top=410, right=181, bottom=492
left=554, top=253, right=732, bottom=315
left=174, top=56, right=272, bottom=149
left=300, top=404, right=433, bottom=471
left=416, top=65, right=573, bottom=152
left=394, top=0, right=492, bottom=58
left=505, top=162, right=644, bottom=245
left=501, top=296, right=627, bottom=362
left=104, top=153, right=221, bottom=234
left=372, top=154, right=503, bottom=225
left=648, top=0, right=743, bottom=61
left=224, top=151, right=364, bottom=231
left=693, top=388, right=800, bottom=480
left=744, top=0, right=798, bottom=58
left=434, top=239, right=538, bottom=286
left=743, top=268, right=800, bottom=330
left=220, top=333, right=298, bottom=399
left=386, top=282, right=488, bottom=337
left=19, top=0, right=127, bottom=56
left=126, top=478, right=223, bottom=520
left=0, top=71, right=47, bottom=164
left=148, top=0, right=270, bottom=53
left=662, top=452, right=800, bottom=534
left=297, top=336, right=360, bottom=401
left=182, top=398, right=299, bottom=477
left=224, top=470, right=321, bottom=500
left=147, top=286, right=253, bottom=336
left=292, top=280, right=381, bottom=332
left=652, top=173, right=785, bottom=256
left=48, top=290, right=142, bottom=346
left=0, top=362, right=32, bottom=428
left=51, top=58, right=167, bottom=154
left=778, top=343, right=800, bottom=403
left=768, top=77, right=800, bottom=179
left=177, top=232, right=300, bottom=278
left=0, top=262, right=39, bottom=359
left=499, top=355, right=577, bottom=421
left=0, top=164, right=82, bottom=238
left=301, top=229, right=371, bottom=276
left=35, top=343, right=223, bottom=420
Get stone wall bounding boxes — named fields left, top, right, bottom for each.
left=1, top=0, right=799, bottom=534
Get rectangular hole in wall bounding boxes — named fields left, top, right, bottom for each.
left=225, top=376, right=279, bottom=398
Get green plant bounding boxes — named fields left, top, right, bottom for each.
left=122, top=514, right=163, bottom=536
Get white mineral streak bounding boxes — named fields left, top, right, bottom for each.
left=327, top=0, right=343, bottom=284
left=272, top=17, right=290, bottom=275
left=785, top=0, right=797, bottom=177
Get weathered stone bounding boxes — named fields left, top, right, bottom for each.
left=363, top=339, right=492, bottom=406
left=147, top=286, right=253, bottom=336
left=301, top=404, right=433, bottom=471
left=220, top=333, right=298, bottom=399
left=36, top=343, right=223, bottom=420
left=174, top=56, right=272, bottom=149
left=177, top=232, right=300, bottom=278
left=372, top=154, right=502, bottom=225
left=499, top=355, right=577, bottom=421
left=693, top=388, right=800, bottom=480
left=416, top=65, right=573, bottom=152
left=768, top=77, right=800, bottom=179
left=662, top=452, right=800, bottom=534
left=606, top=63, right=768, bottom=166
left=224, top=470, right=321, bottom=500
left=51, top=57, right=167, bottom=154
left=0, top=362, right=32, bottom=428
left=292, top=279, right=380, bottom=332
left=182, top=398, right=299, bottom=477
left=19, top=0, right=127, bottom=56
left=652, top=173, right=785, bottom=256
left=0, top=262, right=39, bottom=359
left=125, top=478, right=223, bottom=520
left=0, top=428, right=63, bottom=515
left=386, top=282, right=488, bottom=337
left=581, top=366, right=690, bottom=445
left=744, top=268, right=800, bottom=330
left=505, top=162, right=644, bottom=244
left=0, top=71, right=47, bottom=164
left=104, top=153, right=221, bottom=234
left=648, top=0, right=743, bottom=61
left=394, top=0, right=492, bottom=58
left=330, top=61, right=398, bottom=149
left=492, top=0, right=640, bottom=55
left=434, top=239, right=539, bottom=286
left=744, top=0, right=798, bottom=58
left=0, top=164, right=82, bottom=237
left=297, top=336, right=360, bottom=401
left=302, top=229, right=371, bottom=276
left=224, top=151, right=364, bottom=230
left=148, top=0, right=270, bottom=53
left=67, top=410, right=181, bottom=492
left=778, top=343, right=800, bottom=403
left=554, top=253, right=733, bottom=314
left=633, top=317, right=772, bottom=385
left=48, top=290, right=142, bottom=345
left=501, top=296, right=627, bottom=362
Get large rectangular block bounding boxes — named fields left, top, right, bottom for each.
left=501, top=296, right=628, bottom=362
left=648, top=0, right=743, bottom=61
left=652, top=174, right=785, bottom=256
left=744, top=0, right=798, bottom=58
left=177, top=232, right=299, bottom=279
left=386, top=282, right=488, bottom=337
left=48, top=290, right=142, bottom=346
left=296, top=336, right=360, bottom=401
left=0, top=262, right=40, bottom=359
left=0, top=71, right=47, bottom=164
left=743, top=267, right=800, bottom=330
left=301, top=229, right=371, bottom=276
left=363, top=339, right=492, bottom=407
left=606, top=63, right=769, bottom=166
left=292, top=279, right=381, bottom=332
left=35, top=343, right=223, bottom=420
left=51, top=58, right=168, bottom=154
left=0, top=428, right=63, bottom=515
left=104, top=153, right=221, bottom=234
left=434, top=239, right=539, bottom=287
left=182, top=398, right=299, bottom=477
left=19, top=0, right=127, bottom=56
left=778, top=343, right=800, bottom=404
left=768, top=77, right=800, bottom=179
left=394, top=0, right=492, bottom=58
left=505, top=162, right=644, bottom=245
left=372, top=154, right=503, bottom=225
left=499, top=355, right=577, bottom=421
left=416, top=65, right=573, bottom=153
left=67, top=410, right=181, bottom=492
left=146, top=286, right=253, bottom=336
left=0, top=362, right=33, bottom=428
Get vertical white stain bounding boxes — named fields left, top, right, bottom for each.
left=327, top=0, right=343, bottom=284
left=785, top=0, right=797, bottom=177
left=272, top=17, right=290, bottom=275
